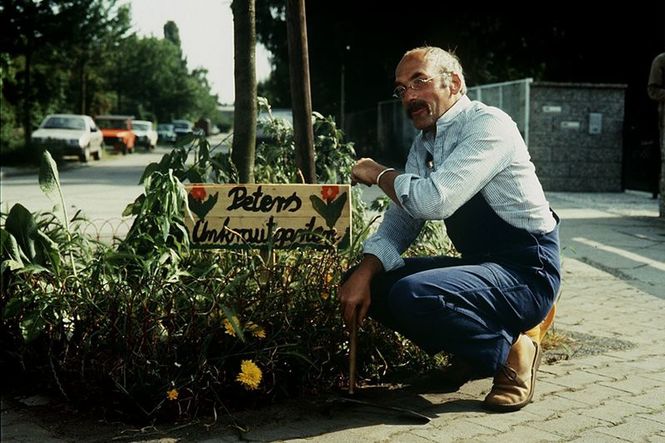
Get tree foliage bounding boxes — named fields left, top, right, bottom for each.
left=256, top=1, right=664, bottom=123
left=0, top=0, right=222, bottom=156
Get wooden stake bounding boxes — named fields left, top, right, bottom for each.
left=348, top=310, right=358, bottom=395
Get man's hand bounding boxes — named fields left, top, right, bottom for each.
left=339, top=271, right=372, bottom=328
left=338, top=255, right=384, bottom=327
left=351, top=157, right=402, bottom=208
left=351, top=158, right=384, bottom=186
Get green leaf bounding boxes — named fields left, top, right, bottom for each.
left=1, top=259, right=24, bottom=272
left=139, top=162, right=161, bottom=184
left=3, top=296, right=24, bottom=319
left=187, top=168, right=204, bottom=184
left=38, top=150, right=60, bottom=198
left=337, top=227, right=351, bottom=250
left=1, top=228, right=24, bottom=268
left=221, top=305, right=245, bottom=343
left=175, top=133, right=195, bottom=147
left=20, top=310, right=45, bottom=343
left=198, top=139, right=210, bottom=162
left=4, top=204, right=38, bottom=262
left=123, top=195, right=146, bottom=217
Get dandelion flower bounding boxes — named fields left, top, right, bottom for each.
left=236, top=360, right=262, bottom=390
left=166, top=389, right=179, bottom=401
left=246, top=321, right=266, bottom=339
left=224, top=316, right=239, bottom=337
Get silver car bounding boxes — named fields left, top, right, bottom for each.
left=31, top=114, right=104, bottom=162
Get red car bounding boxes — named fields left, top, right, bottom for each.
left=95, top=115, right=136, bottom=155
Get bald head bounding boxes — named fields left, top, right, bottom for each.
left=400, top=46, right=467, bottom=95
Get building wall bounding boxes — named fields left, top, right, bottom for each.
left=528, top=82, right=626, bottom=192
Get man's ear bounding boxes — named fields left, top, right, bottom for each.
left=449, top=72, right=462, bottom=95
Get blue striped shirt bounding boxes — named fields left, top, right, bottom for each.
left=364, top=95, right=556, bottom=271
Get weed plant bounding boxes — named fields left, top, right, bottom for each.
left=1, top=105, right=455, bottom=424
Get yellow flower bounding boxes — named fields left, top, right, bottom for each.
left=236, top=360, right=262, bottom=390
left=246, top=321, right=266, bottom=339
left=224, top=316, right=239, bottom=337
left=166, top=389, right=179, bottom=401
left=321, top=290, right=329, bottom=300
left=325, top=272, right=334, bottom=284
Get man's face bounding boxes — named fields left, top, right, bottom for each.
left=395, top=52, right=460, bottom=132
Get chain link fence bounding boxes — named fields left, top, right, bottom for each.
left=345, top=78, right=533, bottom=165
left=467, top=78, right=533, bottom=144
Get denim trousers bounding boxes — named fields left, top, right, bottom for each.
left=366, top=226, right=561, bottom=377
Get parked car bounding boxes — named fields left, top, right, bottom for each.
left=132, top=120, right=158, bottom=151
left=95, top=115, right=136, bottom=155
left=157, top=123, right=177, bottom=144
left=172, top=119, right=195, bottom=140
left=256, top=108, right=293, bottom=143
left=31, top=114, right=104, bottom=162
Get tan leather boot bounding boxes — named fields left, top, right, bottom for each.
left=525, top=303, right=557, bottom=344
left=483, top=334, right=542, bottom=412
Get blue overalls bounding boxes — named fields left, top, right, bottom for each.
left=367, top=192, right=561, bottom=376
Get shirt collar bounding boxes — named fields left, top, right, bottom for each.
left=417, top=95, right=471, bottom=143
left=436, top=94, right=471, bottom=128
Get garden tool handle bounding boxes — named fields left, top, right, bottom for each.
left=348, top=308, right=358, bottom=395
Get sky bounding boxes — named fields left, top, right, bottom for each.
left=126, top=0, right=273, bottom=105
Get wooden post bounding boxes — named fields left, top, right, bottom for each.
left=286, top=0, right=316, bottom=184
left=231, top=0, right=257, bottom=184
left=348, top=309, right=358, bottom=395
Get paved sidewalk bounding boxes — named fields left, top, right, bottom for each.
left=3, top=191, right=665, bottom=442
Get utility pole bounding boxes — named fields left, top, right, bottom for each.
left=340, top=45, right=349, bottom=132
left=286, top=0, right=316, bottom=183
left=340, top=63, right=345, bottom=131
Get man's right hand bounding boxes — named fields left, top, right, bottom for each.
left=338, top=255, right=384, bottom=328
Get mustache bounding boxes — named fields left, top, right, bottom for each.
left=405, top=100, right=429, bottom=118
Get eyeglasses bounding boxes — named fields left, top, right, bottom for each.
left=392, top=73, right=450, bottom=99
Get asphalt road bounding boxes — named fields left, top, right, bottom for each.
left=1, top=134, right=230, bottom=222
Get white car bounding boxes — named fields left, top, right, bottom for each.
left=132, top=120, right=158, bottom=151
left=31, top=114, right=104, bottom=162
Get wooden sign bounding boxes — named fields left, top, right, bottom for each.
left=184, top=184, right=352, bottom=249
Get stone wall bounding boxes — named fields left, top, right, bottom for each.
left=528, top=82, right=626, bottom=191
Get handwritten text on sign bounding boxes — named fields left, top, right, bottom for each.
left=184, top=184, right=352, bottom=249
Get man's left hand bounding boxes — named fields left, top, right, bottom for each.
left=351, top=158, right=384, bottom=186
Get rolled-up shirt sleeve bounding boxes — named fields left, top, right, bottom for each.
left=362, top=143, right=424, bottom=271
left=363, top=204, right=425, bottom=271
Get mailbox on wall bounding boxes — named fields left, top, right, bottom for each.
left=589, top=113, right=603, bottom=135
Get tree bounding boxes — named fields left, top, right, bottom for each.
left=256, top=2, right=664, bottom=120
left=0, top=0, right=132, bottom=146
left=163, top=20, right=182, bottom=49
left=285, top=0, right=315, bottom=183
left=58, top=0, right=131, bottom=115
left=231, top=0, right=257, bottom=184
left=0, top=0, right=57, bottom=145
